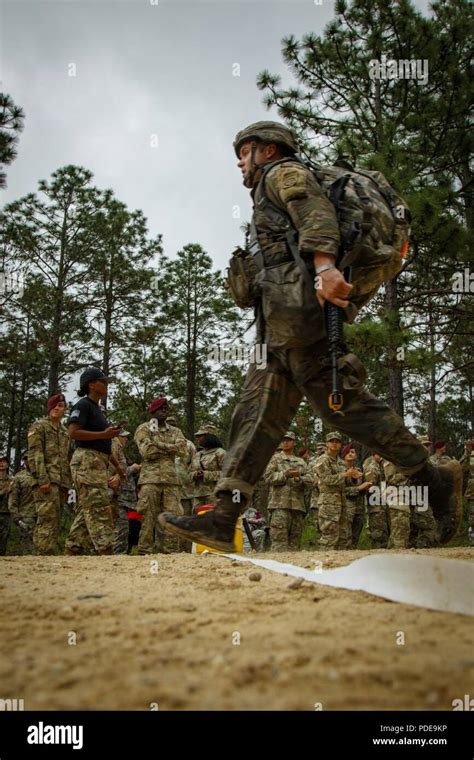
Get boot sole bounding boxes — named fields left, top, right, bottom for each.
left=158, top=514, right=236, bottom=553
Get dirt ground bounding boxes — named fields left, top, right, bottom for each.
left=0, top=547, right=472, bottom=711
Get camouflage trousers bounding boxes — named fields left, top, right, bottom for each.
left=137, top=484, right=183, bottom=554
left=367, top=506, right=389, bottom=548
left=269, top=508, right=304, bottom=551
left=113, top=504, right=130, bottom=554
left=388, top=506, right=410, bottom=549
left=32, top=484, right=63, bottom=555
left=345, top=497, right=365, bottom=549
left=215, top=341, right=428, bottom=503
left=0, top=513, right=11, bottom=555
left=181, top=498, right=193, bottom=516
left=409, top=504, right=439, bottom=548
left=65, top=449, right=114, bottom=555
left=318, top=500, right=351, bottom=550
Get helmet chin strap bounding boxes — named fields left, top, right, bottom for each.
left=243, top=143, right=265, bottom=188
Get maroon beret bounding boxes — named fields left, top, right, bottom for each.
left=147, top=397, right=168, bottom=414
left=433, top=440, right=447, bottom=450
left=47, top=393, right=65, bottom=412
left=341, top=443, right=356, bottom=459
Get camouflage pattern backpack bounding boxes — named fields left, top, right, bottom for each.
left=311, top=160, right=411, bottom=315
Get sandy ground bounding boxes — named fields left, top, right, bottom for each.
left=0, top=547, right=473, bottom=711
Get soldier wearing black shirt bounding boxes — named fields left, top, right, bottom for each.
left=64, top=367, right=125, bottom=555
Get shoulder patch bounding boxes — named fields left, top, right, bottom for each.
left=69, top=409, right=81, bottom=420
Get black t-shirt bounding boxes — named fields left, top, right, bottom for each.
left=67, top=397, right=111, bottom=455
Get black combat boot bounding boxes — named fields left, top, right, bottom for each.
left=158, top=491, right=246, bottom=552
left=409, top=460, right=463, bottom=544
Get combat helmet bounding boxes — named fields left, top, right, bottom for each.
left=233, top=121, right=299, bottom=158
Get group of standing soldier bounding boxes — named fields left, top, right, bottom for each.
left=256, top=431, right=474, bottom=552
left=1, top=364, right=473, bottom=556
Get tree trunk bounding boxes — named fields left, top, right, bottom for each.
left=14, top=317, right=30, bottom=470
left=427, top=298, right=437, bottom=440
left=384, top=280, right=404, bottom=418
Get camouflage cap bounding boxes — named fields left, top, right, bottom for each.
left=282, top=431, right=296, bottom=441
left=233, top=121, right=299, bottom=157
left=194, top=424, right=218, bottom=436
left=326, top=431, right=342, bottom=442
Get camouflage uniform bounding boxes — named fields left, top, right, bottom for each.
left=214, top=157, right=429, bottom=517
left=363, top=456, right=389, bottom=549
left=242, top=506, right=267, bottom=551
left=306, top=453, right=324, bottom=535
left=460, top=448, right=474, bottom=543
left=108, top=438, right=128, bottom=524
left=409, top=500, right=439, bottom=548
left=0, top=472, right=12, bottom=555
left=344, top=470, right=365, bottom=549
left=429, top=453, right=453, bottom=466
left=383, top=461, right=411, bottom=549
left=27, top=417, right=72, bottom=554
left=8, top=469, right=36, bottom=554
left=135, top=421, right=187, bottom=553
left=264, top=451, right=311, bottom=550
left=65, top=449, right=115, bottom=555
left=191, top=446, right=227, bottom=511
left=175, top=438, right=197, bottom=515
left=315, top=452, right=350, bottom=549
left=113, top=465, right=138, bottom=554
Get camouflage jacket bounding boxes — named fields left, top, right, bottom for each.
left=135, top=421, right=187, bottom=486
left=345, top=465, right=363, bottom=504
left=315, top=453, right=346, bottom=507
left=429, top=453, right=453, bottom=466
left=108, top=438, right=129, bottom=495
left=175, top=438, right=197, bottom=499
left=264, top=453, right=312, bottom=511
left=118, top=466, right=138, bottom=510
left=251, top=160, right=340, bottom=349
left=0, top=474, right=13, bottom=514
left=308, top=454, right=326, bottom=508
left=363, top=456, right=384, bottom=486
left=383, top=461, right=411, bottom=510
left=190, top=447, right=226, bottom=499
left=109, top=438, right=128, bottom=473
left=27, top=417, right=72, bottom=489
left=253, top=160, right=340, bottom=263
left=8, top=469, right=36, bottom=519
left=460, top=450, right=474, bottom=500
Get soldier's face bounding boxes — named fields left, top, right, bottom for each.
left=238, top=142, right=277, bottom=188
left=327, top=440, right=341, bottom=454
left=49, top=401, right=66, bottom=420
left=0, top=459, right=8, bottom=471
left=281, top=438, right=295, bottom=452
left=345, top=449, right=357, bottom=462
left=155, top=405, right=168, bottom=420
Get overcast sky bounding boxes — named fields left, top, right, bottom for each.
left=1, top=0, right=430, bottom=274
